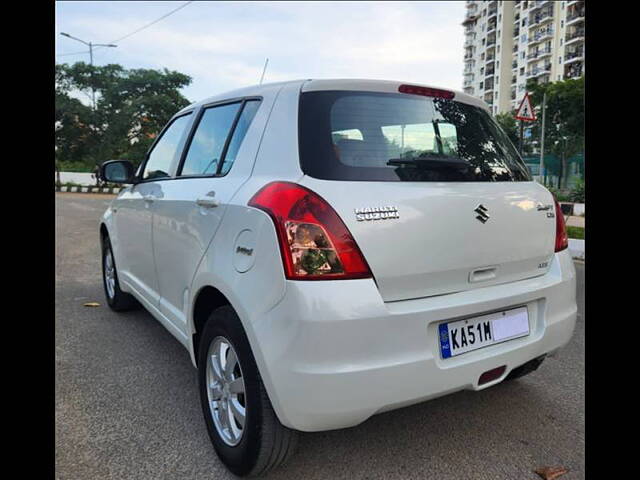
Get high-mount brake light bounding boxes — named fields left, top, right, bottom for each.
left=554, top=198, right=569, bottom=252
left=248, top=182, right=372, bottom=280
left=398, top=84, right=455, bottom=99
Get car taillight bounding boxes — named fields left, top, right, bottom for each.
left=398, top=84, right=455, bottom=99
left=554, top=198, right=568, bottom=252
left=248, top=182, right=372, bottom=280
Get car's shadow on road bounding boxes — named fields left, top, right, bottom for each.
left=104, top=304, right=581, bottom=480
left=267, top=378, right=578, bottom=479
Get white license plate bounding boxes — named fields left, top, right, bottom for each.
left=439, top=306, right=530, bottom=359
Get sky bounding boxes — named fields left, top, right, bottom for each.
left=55, top=1, right=466, bottom=104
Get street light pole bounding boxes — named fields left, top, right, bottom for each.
left=59, top=32, right=117, bottom=110
left=89, top=42, right=95, bottom=109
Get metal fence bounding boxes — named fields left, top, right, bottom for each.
left=522, top=153, right=584, bottom=189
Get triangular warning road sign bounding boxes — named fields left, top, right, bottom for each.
left=515, top=92, right=536, bottom=122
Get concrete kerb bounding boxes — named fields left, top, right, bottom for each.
left=56, top=185, right=122, bottom=194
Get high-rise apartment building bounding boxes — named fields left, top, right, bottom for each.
left=462, top=1, right=584, bottom=115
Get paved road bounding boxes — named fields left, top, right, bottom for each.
left=56, top=193, right=584, bottom=480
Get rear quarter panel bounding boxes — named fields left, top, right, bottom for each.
left=188, top=206, right=287, bottom=363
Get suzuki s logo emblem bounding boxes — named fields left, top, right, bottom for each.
left=474, top=204, right=490, bottom=223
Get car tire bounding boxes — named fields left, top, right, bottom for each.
left=101, top=235, right=139, bottom=312
left=198, top=305, right=298, bottom=477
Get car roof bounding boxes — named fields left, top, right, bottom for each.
left=176, top=80, right=306, bottom=114
left=177, top=78, right=489, bottom=115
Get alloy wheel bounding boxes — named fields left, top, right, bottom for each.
left=206, top=336, right=247, bottom=446
left=104, top=248, right=116, bottom=299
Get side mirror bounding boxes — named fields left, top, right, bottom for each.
left=100, top=160, right=136, bottom=184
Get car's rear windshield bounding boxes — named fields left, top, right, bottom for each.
left=298, top=90, right=531, bottom=182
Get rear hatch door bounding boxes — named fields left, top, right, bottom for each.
left=298, top=83, right=556, bottom=302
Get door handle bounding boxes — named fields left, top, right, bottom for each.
left=196, top=197, right=219, bottom=208
left=143, top=195, right=155, bottom=203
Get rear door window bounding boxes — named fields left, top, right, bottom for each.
left=180, top=102, right=242, bottom=176
left=179, top=99, right=261, bottom=177
left=299, top=91, right=531, bottom=182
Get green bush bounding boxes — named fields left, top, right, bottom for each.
left=569, top=180, right=585, bottom=203
left=546, top=186, right=571, bottom=202
left=57, top=161, right=93, bottom=173
left=567, top=226, right=584, bottom=239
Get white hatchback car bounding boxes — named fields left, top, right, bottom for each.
left=99, top=79, right=577, bottom=476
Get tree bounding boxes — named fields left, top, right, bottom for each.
left=55, top=62, right=192, bottom=171
left=55, top=64, right=95, bottom=175
left=526, top=77, right=584, bottom=189
left=494, top=112, right=520, bottom=148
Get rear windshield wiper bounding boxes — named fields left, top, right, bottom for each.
left=386, top=155, right=469, bottom=169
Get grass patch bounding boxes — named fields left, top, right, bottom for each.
left=567, top=226, right=584, bottom=240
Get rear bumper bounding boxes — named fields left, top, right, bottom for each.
left=253, top=250, right=577, bottom=432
